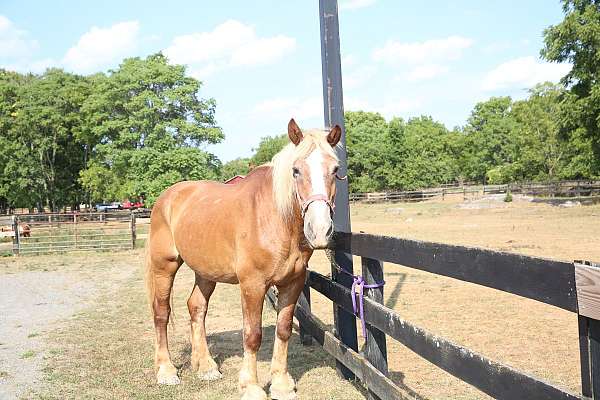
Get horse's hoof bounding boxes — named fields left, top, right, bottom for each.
left=241, top=384, right=268, bottom=400
left=270, top=372, right=297, bottom=400
left=197, top=367, right=223, bottom=381
left=157, top=373, right=181, bottom=385
left=270, top=389, right=298, bottom=400
left=157, top=364, right=180, bottom=385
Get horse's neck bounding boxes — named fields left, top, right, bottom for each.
left=244, top=165, right=306, bottom=246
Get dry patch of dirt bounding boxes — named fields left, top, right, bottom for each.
left=3, top=251, right=364, bottom=400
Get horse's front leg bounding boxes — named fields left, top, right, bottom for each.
left=239, top=281, right=268, bottom=400
left=270, top=273, right=305, bottom=400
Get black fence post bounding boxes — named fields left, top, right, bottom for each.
left=298, top=284, right=313, bottom=346
left=361, top=256, right=388, bottom=400
left=575, top=261, right=600, bottom=399
left=319, top=0, right=358, bottom=380
left=579, top=315, right=592, bottom=398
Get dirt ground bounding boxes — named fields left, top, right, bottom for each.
left=307, top=195, right=600, bottom=399
left=1, top=195, right=599, bottom=399
left=0, top=251, right=364, bottom=400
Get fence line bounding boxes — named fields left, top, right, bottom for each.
left=274, top=232, right=600, bottom=399
left=349, top=180, right=600, bottom=203
left=8, top=211, right=136, bottom=255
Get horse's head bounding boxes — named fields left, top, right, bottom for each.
left=287, top=118, right=341, bottom=249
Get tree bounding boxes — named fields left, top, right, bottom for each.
left=221, top=158, right=251, bottom=180
left=80, top=53, right=223, bottom=205
left=0, top=69, right=90, bottom=211
left=345, top=111, right=390, bottom=192
left=387, top=116, right=458, bottom=190
left=251, top=134, right=288, bottom=166
left=459, top=97, right=518, bottom=183
left=542, top=0, right=600, bottom=175
left=510, top=83, right=569, bottom=181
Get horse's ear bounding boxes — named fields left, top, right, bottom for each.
left=288, top=118, right=303, bottom=145
left=327, top=125, right=342, bottom=146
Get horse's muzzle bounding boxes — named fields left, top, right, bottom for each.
left=304, top=203, right=334, bottom=249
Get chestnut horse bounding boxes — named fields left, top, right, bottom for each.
left=145, top=118, right=341, bottom=400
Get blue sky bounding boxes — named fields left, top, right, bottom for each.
left=1, top=1, right=570, bottom=161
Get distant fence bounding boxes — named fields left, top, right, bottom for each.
left=8, top=212, right=136, bottom=255
left=269, top=233, right=600, bottom=399
left=349, top=180, right=600, bottom=204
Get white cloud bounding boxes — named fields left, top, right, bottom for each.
left=164, top=20, right=295, bottom=77
left=0, top=15, right=38, bottom=59
left=373, top=35, right=473, bottom=65
left=341, top=54, right=357, bottom=68
left=345, top=64, right=377, bottom=89
left=481, top=56, right=571, bottom=91
left=252, top=96, right=322, bottom=122
left=339, top=0, right=376, bottom=10
left=62, top=21, right=140, bottom=74
left=404, top=64, right=449, bottom=82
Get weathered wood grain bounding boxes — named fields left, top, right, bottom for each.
left=575, top=262, right=600, bottom=320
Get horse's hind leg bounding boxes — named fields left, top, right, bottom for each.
left=187, top=274, right=221, bottom=380
left=147, top=254, right=182, bottom=385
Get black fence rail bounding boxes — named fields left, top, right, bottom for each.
left=277, top=232, right=600, bottom=399
left=349, top=180, right=600, bottom=204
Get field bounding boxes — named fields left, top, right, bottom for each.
left=308, top=195, right=600, bottom=399
left=1, top=195, right=599, bottom=399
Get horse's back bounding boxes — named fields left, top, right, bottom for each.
left=150, top=176, right=264, bottom=282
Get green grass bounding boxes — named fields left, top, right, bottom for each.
left=21, top=350, right=36, bottom=359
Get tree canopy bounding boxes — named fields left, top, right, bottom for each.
left=0, top=53, right=222, bottom=211
left=1, top=2, right=599, bottom=211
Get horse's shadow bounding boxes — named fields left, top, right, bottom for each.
left=175, top=322, right=430, bottom=400
left=176, top=324, right=343, bottom=382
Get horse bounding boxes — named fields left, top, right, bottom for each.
left=145, top=118, right=342, bottom=400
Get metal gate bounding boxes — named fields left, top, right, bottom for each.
left=13, top=212, right=136, bottom=255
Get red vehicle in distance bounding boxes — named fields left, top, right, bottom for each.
left=122, top=199, right=144, bottom=210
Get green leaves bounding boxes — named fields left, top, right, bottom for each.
left=542, top=0, right=600, bottom=176
left=79, top=53, right=223, bottom=205
left=0, top=53, right=223, bottom=210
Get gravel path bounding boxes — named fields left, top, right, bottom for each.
left=0, top=269, right=96, bottom=399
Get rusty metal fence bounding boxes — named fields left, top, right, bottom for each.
left=11, top=212, right=136, bottom=255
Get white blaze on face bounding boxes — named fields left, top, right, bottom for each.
left=306, top=148, right=326, bottom=197
left=304, top=148, right=333, bottom=248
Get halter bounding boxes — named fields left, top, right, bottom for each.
left=296, top=173, right=347, bottom=218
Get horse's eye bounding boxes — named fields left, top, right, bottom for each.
left=292, top=167, right=300, bottom=178
left=332, top=166, right=339, bottom=175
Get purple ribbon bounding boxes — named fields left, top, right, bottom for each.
left=350, top=275, right=385, bottom=338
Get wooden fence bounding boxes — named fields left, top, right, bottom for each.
left=273, top=232, right=600, bottom=399
left=10, top=212, right=136, bottom=255
left=349, top=180, right=600, bottom=204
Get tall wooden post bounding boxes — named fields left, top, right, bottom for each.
left=12, top=215, right=19, bottom=256
left=130, top=211, right=136, bottom=249
left=319, top=0, right=358, bottom=380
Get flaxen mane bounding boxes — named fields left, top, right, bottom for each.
left=270, top=129, right=339, bottom=218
